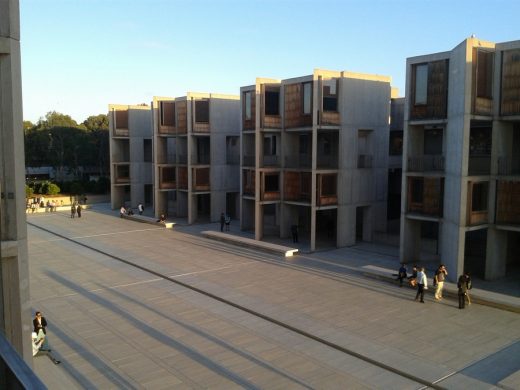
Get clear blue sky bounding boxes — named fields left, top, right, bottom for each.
left=20, top=0, right=520, bottom=123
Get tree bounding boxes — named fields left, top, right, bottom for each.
left=83, top=114, right=108, bottom=131
left=23, top=120, right=34, bottom=131
left=36, top=111, right=79, bottom=129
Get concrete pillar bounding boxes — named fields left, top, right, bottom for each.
left=440, top=222, right=466, bottom=282
left=0, top=0, right=33, bottom=362
left=187, top=100, right=194, bottom=224
left=485, top=228, right=507, bottom=280
left=400, top=218, right=421, bottom=263
left=337, top=205, right=356, bottom=247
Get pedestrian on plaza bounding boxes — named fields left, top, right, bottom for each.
left=396, top=263, right=407, bottom=287
left=220, top=212, right=225, bottom=232
left=457, top=272, right=471, bottom=309
left=120, top=206, right=126, bottom=218
left=225, top=214, right=231, bottom=231
left=71, top=204, right=76, bottom=218
left=138, top=203, right=144, bottom=215
left=291, top=224, right=299, bottom=243
left=76, top=204, right=82, bottom=218
left=83, top=196, right=88, bottom=205
left=434, top=264, right=448, bottom=301
left=414, top=267, right=427, bottom=303
left=157, top=214, right=166, bottom=224
left=33, top=311, right=51, bottom=352
left=408, top=264, right=418, bottom=287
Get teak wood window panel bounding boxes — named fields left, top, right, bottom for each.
left=160, top=101, right=176, bottom=127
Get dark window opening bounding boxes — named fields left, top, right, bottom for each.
left=323, top=81, right=338, bottom=112
left=263, top=135, right=277, bottom=155
left=265, top=90, right=280, bottom=115
left=299, top=134, right=310, bottom=154
left=389, top=130, right=403, bottom=155
left=195, top=100, right=209, bottom=123
left=264, top=174, right=279, bottom=192
left=163, top=167, right=176, bottom=182
left=160, top=101, right=176, bottom=126
left=115, top=110, right=129, bottom=129
left=471, top=182, right=489, bottom=212
left=321, top=175, right=337, bottom=196
left=424, top=128, right=443, bottom=155
left=244, top=91, right=252, bottom=120
left=143, top=139, right=152, bottom=163
left=469, top=127, right=492, bottom=156
left=411, top=178, right=424, bottom=203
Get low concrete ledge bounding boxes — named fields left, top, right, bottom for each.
left=202, top=231, right=298, bottom=257
left=361, top=265, right=520, bottom=313
left=121, top=214, right=174, bottom=229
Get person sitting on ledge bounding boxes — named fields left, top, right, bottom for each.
left=157, top=214, right=166, bottom=223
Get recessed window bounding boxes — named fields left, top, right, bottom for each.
left=471, top=182, right=489, bottom=212
left=424, top=128, right=443, bottom=155
left=323, top=80, right=338, bottom=112
left=411, top=178, right=424, bottom=203
left=115, top=110, right=129, bottom=129
left=476, top=50, right=494, bottom=99
left=265, top=89, right=280, bottom=116
left=303, top=82, right=312, bottom=115
left=389, top=131, right=403, bottom=155
left=414, top=64, right=428, bottom=105
left=244, top=91, right=252, bottom=120
left=321, top=174, right=337, bottom=196
left=195, top=100, right=209, bottom=123
left=264, top=174, right=279, bottom=192
left=143, top=139, right=152, bottom=163
left=160, top=101, right=175, bottom=126
left=263, top=135, right=277, bottom=156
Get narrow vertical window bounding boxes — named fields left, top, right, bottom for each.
left=414, top=64, right=428, bottom=105
left=245, top=91, right=252, bottom=120
left=303, top=82, right=312, bottom=115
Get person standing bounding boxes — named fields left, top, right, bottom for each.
left=397, top=263, right=407, bottom=287
left=291, top=224, right=299, bottom=243
left=457, top=272, right=471, bottom=309
left=220, top=212, right=225, bottom=232
left=138, top=203, right=144, bottom=215
left=120, top=206, right=126, bottom=218
left=76, top=204, right=82, bottom=218
left=414, top=267, right=428, bottom=303
left=225, top=214, right=231, bottom=231
left=434, top=264, right=448, bottom=300
left=70, top=204, right=76, bottom=218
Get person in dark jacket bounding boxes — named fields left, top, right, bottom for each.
left=76, top=204, right=82, bottom=218
left=220, top=212, right=225, bottom=232
left=457, top=272, right=471, bottom=309
left=33, top=311, right=51, bottom=351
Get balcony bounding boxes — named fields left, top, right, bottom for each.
left=357, top=154, right=373, bottom=169
left=243, top=169, right=255, bottom=196
left=113, top=110, right=129, bottom=137
left=261, top=172, right=280, bottom=201
left=178, top=155, right=187, bottom=165
left=317, top=155, right=338, bottom=169
left=317, top=173, right=337, bottom=206
left=407, top=155, right=445, bottom=172
left=495, top=180, right=520, bottom=225
left=284, top=171, right=311, bottom=202
left=261, top=154, right=280, bottom=167
left=468, top=156, right=491, bottom=175
left=113, top=163, right=130, bottom=184
left=285, top=154, right=312, bottom=169
left=113, top=128, right=129, bottom=137
left=497, top=156, right=520, bottom=176
left=193, top=167, right=210, bottom=191
left=407, top=177, right=444, bottom=217
left=192, top=154, right=210, bottom=165
left=177, top=167, right=188, bottom=190
left=159, top=166, right=176, bottom=190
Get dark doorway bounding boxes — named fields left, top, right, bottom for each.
left=226, top=192, right=238, bottom=219
left=356, top=207, right=364, bottom=241
left=464, top=229, right=487, bottom=279
left=144, top=184, right=153, bottom=206
left=196, top=194, right=210, bottom=221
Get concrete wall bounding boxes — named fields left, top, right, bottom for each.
left=0, top=0, right=32, bottom=362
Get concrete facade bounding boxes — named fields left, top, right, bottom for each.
left=108, top=104, right=153, bottom=210
left=240, top=70, right=394, bottom=251
left=0, top=0, right=33, bottom=364
left=151, top=93, right=240, bottom=223
left=400, top=37, right=520, bottom=282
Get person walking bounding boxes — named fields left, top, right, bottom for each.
left=33, top=311, right=51, bottom=352
left=76, top=204, right=82, bottom=218
left=120, top=206, right=126, bottom=218
left=70, top=204, right=76, bottom=218
left=434, top=264, right=448, bottom=300
left=225, top=214, right=231, bottom=231
left=414, top=267, right=428, bottom=303
left=291, top=224, right=299, bottom=243
left=220, top=212, right=225, bottom=232
left=457, top=272, right=471, bottom=309
left=397, top=263, right=407, bottom=287
left=138, top=203, right=144, bottom=215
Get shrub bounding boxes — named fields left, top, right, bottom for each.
left=25, top=185, right=34, bottom=198
left=46, top=183, right=61, bottom=195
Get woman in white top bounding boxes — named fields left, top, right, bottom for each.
left=414, top=267, right=428, bottom=303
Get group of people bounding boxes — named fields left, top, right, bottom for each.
left=120, top=203, right=145, bottom=218
left=397, top=263, right=472, bottom=309
left=220, top=212, right=231, bottom=232
left=26, top=197, right=65, bottom=213
left=70, top=202, right=83, bottom=218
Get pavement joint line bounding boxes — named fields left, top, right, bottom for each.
left=28, top=220, right=447, bottom=390
left=169, top=261, right=256, bottom=278
left=29, top=227, right=166, bottom=243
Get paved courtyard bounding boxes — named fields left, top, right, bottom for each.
left=28, top=209, right=520, bottom=389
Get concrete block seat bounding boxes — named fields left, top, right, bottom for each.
left=202, top=231, right=298, bottom=257
left=121, top=214, right=174, bottom=229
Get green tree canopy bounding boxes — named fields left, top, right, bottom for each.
left=83, top=114, right=108, bottom=131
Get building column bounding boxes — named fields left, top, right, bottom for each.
left=485, top=228, right=507, bottom=280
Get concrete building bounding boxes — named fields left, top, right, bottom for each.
left=400, top=37, right=520, bottom=281
left=1, top=0, right=34, bottom=376
left=109, top=104, right=153, bottom=210
left=152, top=93, right=240, bottom=223
left=240, top=69, right=394, bottom=251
